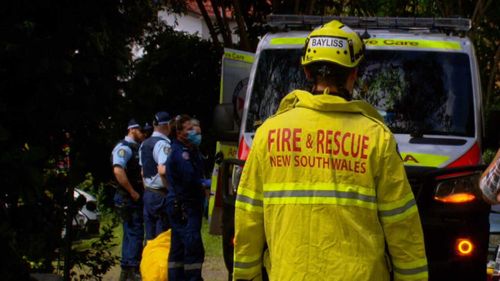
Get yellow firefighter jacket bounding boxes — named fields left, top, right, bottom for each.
left=233, top=90, right=428, bottom=281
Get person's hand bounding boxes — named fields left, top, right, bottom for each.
left=157, top=164, right=167, bottom=176
left=201, top=178, right=212, bottom=187
left=130, top=190, right=140, bottom=201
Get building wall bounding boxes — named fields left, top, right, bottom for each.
left=158, top=10, right=239, bottom=43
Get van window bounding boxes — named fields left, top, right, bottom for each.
left=245, top=49, right=474, bottom=137
left=245, top=49, right=309, bottom=131
left=355, top=51, right=474, bottom=137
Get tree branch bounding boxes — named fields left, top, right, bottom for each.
left=294, top=0, right=301, bottom=14
left=306, top=0, right=316, bottom=15
left=195, top=0, right=220, bottom=47
left=210, top=0, right=232, bottom=46
left=231, top=0, right=251, bottom=51
left=486, top=45, right=500, bottom=109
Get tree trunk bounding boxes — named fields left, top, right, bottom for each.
left=471, top=0, right=483, bottom=24
left=469, top=0, right=496, bottom=109
left=195, top=0, right=220, bottom=46
left=486, top=45, right=500, bottom=109
left=294, top=0, right=301, bottom=14
left=272, top=0, right=282, bottom=13
left=221, top=3, right=233, bottom=45
left=306, top=0, right=316, bottom=14
left=472, top=0, right=492, bottom=25
left=210, top=0, right=232, bottom=46
left=231, top=0, right=251, bottom=51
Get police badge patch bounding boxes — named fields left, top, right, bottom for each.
left=118, top=148, right=126, bottom=158
left=182, top=151, right=190, bottom=160
left=164, top=146, right=171, bottom=155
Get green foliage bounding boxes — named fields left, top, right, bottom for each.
left=0, top=0, right=161, bottom=279
left=202, top=218, right=222, bottom=257
left=68, top=216, right=120, bottom=281
left=76, top=173, right=94, bottom=193
left=127, top=22, right=222, bottom=159
left=76, top=173, right=115, bottom=214
left=483, top=148, right=497, bottom=164
left=128, top=23, right=222, bottom=120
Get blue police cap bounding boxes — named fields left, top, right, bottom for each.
left=127, top=118, right=141, bottom=130
left=143, top=122, right=153, bottom=131
left=154, top=111, right=170, bottom=125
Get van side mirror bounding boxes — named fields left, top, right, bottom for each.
left=213, top=103, right=239, bottom=142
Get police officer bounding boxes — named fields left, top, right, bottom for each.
left=233, top=20, right=428, bottom=281
left=140, top=111, right=172, bottom=240
left=111, top=119, right=145, bottom=281
left=190, top=118, right=211, bottom=217
left=143, top=122, right=153, bottom=139
left=166, top=115, right=206, bottom=281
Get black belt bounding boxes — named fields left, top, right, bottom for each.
left=145, top=186, right=167, bottom=195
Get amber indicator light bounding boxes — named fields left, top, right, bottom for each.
left=456, top=239, right=474, bottom=256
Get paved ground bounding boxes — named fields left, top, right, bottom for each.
left=102, top=255, right=227, bottom=281
left=102, top=217, right=229, bottom=281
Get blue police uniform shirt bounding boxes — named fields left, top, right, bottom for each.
left=112, top=136, right=136, bottom=168
left=166, top=140, right=205, bottom=203
left=139, top=131, right=171, bottom=188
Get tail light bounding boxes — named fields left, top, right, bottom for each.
left=455, top=238, right=474, bottom=256
left=434, top=173, right=479, bottom=204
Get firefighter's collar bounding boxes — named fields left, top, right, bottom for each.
left=276, top=90, right=384, bottom=123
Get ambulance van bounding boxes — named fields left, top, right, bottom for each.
left=210, top=15, right=490, bottom=280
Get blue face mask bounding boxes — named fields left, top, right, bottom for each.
left=187, top=130, right=202, bottom=146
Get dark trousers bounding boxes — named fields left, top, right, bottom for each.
left=114, top=192, right=144, bottom=268
left=143, top=189, right=170, bottom=240
left=167, top=201, right=205, bottom=281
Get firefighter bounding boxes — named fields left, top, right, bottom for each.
left=233, top=20, right=428, bottom=281
left=166, top=115, right=206, bottom=281
left=111, top=119, right=145, bottom=281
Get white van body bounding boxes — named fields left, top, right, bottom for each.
left=240, top=28, right=483, bottom=169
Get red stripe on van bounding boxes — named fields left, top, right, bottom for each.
left=238, top=136, right=250, bottom=161
left=446, top=143, right=481, bottom=168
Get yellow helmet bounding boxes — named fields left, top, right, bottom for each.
left=301, top=20, right=365, bottom=68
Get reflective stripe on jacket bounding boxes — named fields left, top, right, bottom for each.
left=233, top=90, right=428, bottom=281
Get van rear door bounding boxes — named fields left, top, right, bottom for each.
left=209, top=48, right=254, bottom=235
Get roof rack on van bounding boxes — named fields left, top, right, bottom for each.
left=267, top=15, right=471, bottom=32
